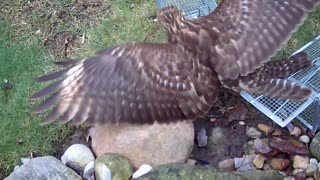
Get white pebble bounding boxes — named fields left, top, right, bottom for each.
left=83, top=161, right=95, bottom=180
left=239, top=121, right=245, bottom=126
left=310, top=158, right=318, bottom=165
left=132, top=164, right=153, bottom=179
left=61, top=144, right=95, bottom=170
left=299, top=135, right=310, bottom=144
left=290, top=127, right=302, bottom=137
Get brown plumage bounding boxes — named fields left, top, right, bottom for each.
left=32, top=0, right=319, bottom=126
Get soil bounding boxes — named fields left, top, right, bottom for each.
left=190, top=91, right=280, bottom=166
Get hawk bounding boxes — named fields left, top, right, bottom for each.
left=31, top=0, right=319, bottom=126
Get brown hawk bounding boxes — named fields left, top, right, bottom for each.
left=31, top=0, right=319, bottom=126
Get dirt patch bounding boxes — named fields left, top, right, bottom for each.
left=1, top=0, right=111, bottom=58
left=190, top=95, right=279, bottom=166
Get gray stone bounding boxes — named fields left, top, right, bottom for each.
left=246, top=127, right=262, bottom=139
left=136, top=163, right=284, bottom=180
left=197, top=128, right=208, bottom=147
left=5, top=156, right=81, bottom=180
left=207, top=127, right=227, bottom=155
left=310, top=132, right=320, bottom=161
left=91, top=121, right=194, bottom=169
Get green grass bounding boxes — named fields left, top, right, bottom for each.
left=0, top=0, right=319, bottom=178
left=0, top=20, right=73, bottom=177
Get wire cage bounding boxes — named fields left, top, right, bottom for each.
left=241, top=35, right=320, bottom=131
left=156, top=0, right=218, bottom=19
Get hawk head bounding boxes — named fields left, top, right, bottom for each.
left=158, top=6, right=186, bottom=40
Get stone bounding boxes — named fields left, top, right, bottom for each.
left=218, top=159, right=235, bottom=172
left=257, top=124, right=272, bottom=134
left=269, top=158, right=290, bottom=171
left=5, top=156, right=81, bottom=180
left=132, top=164, right=153, bottom=179
left=243, top=140, right=255, bottom=155
left=299, top=135, right=310, bottom=144
left=310, top=132, right=320, bottom=161
left=293, top=168, right=304, bottom=175
left=95, top=153, right=133, bottom=180
left=283, top=176, right=294, bottom=180
left=290, top=127, right=302, bottom=137
left=136, top=163, right=284, bottom=180
left=253, top=154, right=266, bottom=169
left=61, top=144, right=95, bottom=171
left=263, top=163, right=273, bottom=171
left=253, top=139, right=272, bottom=154
left=234, top=154, right=256, bottom=172
left=207, top=127, right=227, bottom=155
left=91, top=121, right=194, bottom=169
left=228, top=103, right=248, bottom=122
left=246, top=127, right=262, bottom=139
left=306, top=177, right=315, bottom=180
left=239, top=121, right=245, bottom=126
left=306, top=163, right=317, bottom=177
left=293, top=155, right=309, bottom=169
left=197, top=128, right=208, bottom=147
left=310, top=158, right=318, bottom=165
left=186, top=159, right=196, bottom=165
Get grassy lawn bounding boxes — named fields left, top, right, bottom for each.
left=0, top=0, right=319, bottom=178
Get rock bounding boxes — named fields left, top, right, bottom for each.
left=5, top=156, right=82, bottom=180
left=269, top=138, right=309, bottom=155
left=83, top=161, right=95, bottom=180
left=283, top=176, right=294, bottom=180
left=293, top=169, right=304, bottom=175
left=95, top=153, right=133, bottom=180
left=61, top=144, right=95, bottom=171
left=299, top=135, right=310, bottom=144
left=257, top=124, right=272, bottom=134
left=186, top=159, right=196, bottom=165
left=243, top=140, right=255, bottom=155
left=310, top=158, right=318, bottom=165
left=310, top=132, right=320, bottom=161
left=246, top=127, right=262, bottom=139
left=132, top=164, right=152, bottom=179
left=294, top=170, right=307, bottom=180
left=239, top=121, right=246, bottom=126
left=207, top=127, right=227, bottom=155
left=263, top=163, right=273, bottom=170
left=290, top=127, right=302, bottom=137
left=136, top=163, right=284, bottom=180
left=234, top=154, right=256, bottom=172
left=218, top=159, right=235, bottom=172
left=91, top=121, right=194, bottom=169
left=253, top=139, right=272, bottom=154
left=306, top=163, right=317, bottom=177
left=253, top=154, right=266, bottom=169
left=269, top=158, right=290, bottom=171
left=234, top=170, right=284, bottom=180
left=228, top=103, right=248, bottom=122
left=197, top=128, right=208, bottom=147
left=306, top=177, right=315, bottom=180
left=293, top=155, right=309, bottom=169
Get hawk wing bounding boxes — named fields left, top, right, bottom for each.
left=178, top=0, right=320, bottom=79
left=31, top=43, right=218, bottom=126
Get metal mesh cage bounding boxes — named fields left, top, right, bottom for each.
left=156, top=0, right=218, bottom=19
left=241, top=35, right=320, bottom=131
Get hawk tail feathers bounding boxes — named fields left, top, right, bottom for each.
left=240, top=78, right=312, bottom=101
left=260, top=51, right=312, bottom=79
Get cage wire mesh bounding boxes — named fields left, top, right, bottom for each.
left=241, top=35, right=320, bottom=131
left=156, top=0, right=218, bottom=19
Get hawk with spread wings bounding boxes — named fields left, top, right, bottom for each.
left=31, top=0, right=319, bottom=126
